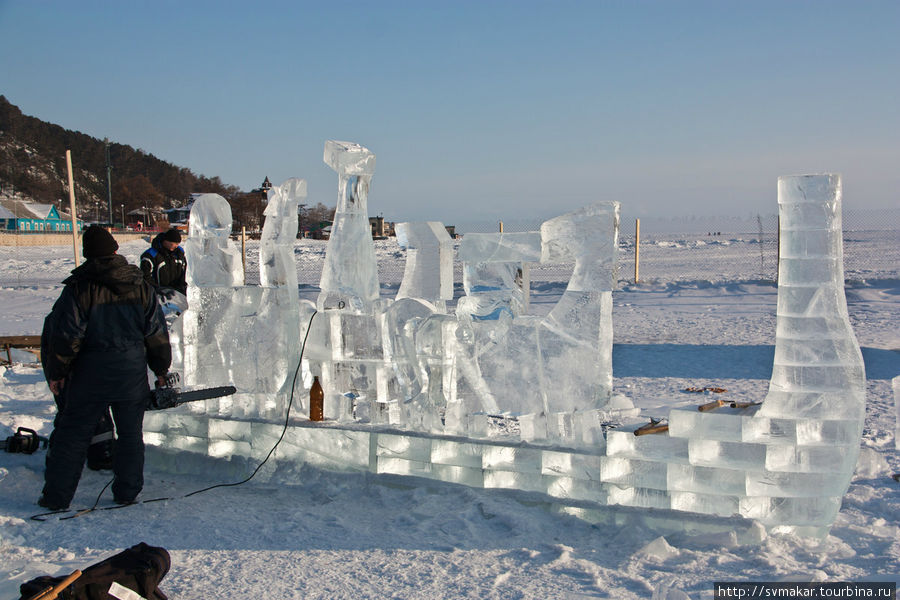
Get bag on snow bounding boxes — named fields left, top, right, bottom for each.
left=19, top=542, right=170, bottom=600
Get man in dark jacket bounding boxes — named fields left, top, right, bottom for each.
left=39, top=226, right=172, bottom=510
left=140, top=228, right=187, bottom=295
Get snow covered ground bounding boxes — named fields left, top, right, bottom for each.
left=1, top=238, right=898, bottom=599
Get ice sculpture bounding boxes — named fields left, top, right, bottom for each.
left=184, top=193, right=243, bottom=288
left=182, top=193, right=244, bottom=393
left=454, top=204, right=619, bottom=428
left=659, top=173, right=865, bottom=533
left=306, top=141, right=390, bottom=422
left=319, top=140, right=378, bottom=312
left=146, top=163, right=865, bottom=536
left=181, top=190, right=307, bottom=420
left=395, top=222, right=454, bottom=305
left=456, top=232, right=541, bottom=320
left=260, top=178, right=306, bottom=289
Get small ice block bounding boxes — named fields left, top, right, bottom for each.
left=482, top=445, right=543, bottom=473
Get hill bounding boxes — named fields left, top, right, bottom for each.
left=0, top=95, right=241, bottom=221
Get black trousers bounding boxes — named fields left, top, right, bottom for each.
left=42, top=386, right=145, bottom=508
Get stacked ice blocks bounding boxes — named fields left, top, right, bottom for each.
left=600, top=174, right=865, bottom=533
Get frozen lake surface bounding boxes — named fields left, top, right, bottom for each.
left=1, top=237, right=898, bottom=599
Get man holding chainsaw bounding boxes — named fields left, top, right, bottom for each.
left=39, top=226, right=172, bottom=511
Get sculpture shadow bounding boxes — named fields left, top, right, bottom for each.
left=613, top=344, right=774, bottom=380
left=613, top=344, right=896, bottom=381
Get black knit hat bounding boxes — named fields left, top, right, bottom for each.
left=82, top=225, right=119, bottom=258
left=162, top=228, right=182, bottom=244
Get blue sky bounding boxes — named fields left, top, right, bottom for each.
left=1, top=0, right=897, bottom=224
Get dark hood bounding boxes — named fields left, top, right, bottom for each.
left=65, top=255, right=145, bottom=294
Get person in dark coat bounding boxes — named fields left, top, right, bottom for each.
left=39, top=226, right=172, bottom=510
left=140, top=228, right=187, bottom=295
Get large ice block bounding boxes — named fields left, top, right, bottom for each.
left=395, top=222, right=454, bottom=303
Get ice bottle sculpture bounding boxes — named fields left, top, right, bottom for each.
left=318, top=140, right=379, bottom=312
left=309, top=141, right=387, bottom=422
left=659, top=174, right=866, bottom=534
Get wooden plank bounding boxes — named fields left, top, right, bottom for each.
left=0, top=335, right=42, bottom=347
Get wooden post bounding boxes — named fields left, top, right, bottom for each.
left=776, top=215, right=780, bottom=284
left=241, top=226, right=247, bottom=280
left=634, top=218, right=640, bottom=283
left=65, top=150, right=80, bottom=267
left=498, top=221, right=504, bottom=233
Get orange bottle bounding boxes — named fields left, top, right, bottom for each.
left=309, top=376, right=324, bottom=422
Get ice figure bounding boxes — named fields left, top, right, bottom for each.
left=318, top=140, right=379, bottom=312
left=453, top=204, right=619, bottom=430
left=180, top=190, right=307, bottom=420
left=395, top=222, right=454, bottom=306
left=182, top=194, right=244, bottom=393
left=184, top=194, right=243, bottom=287
left=149, top=157, right=867, bottom=535
left=260, top=178, right=306, bottom=288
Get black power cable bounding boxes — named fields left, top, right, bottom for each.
left=32, top=310, right=318, bottom=521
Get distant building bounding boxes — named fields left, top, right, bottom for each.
left=369, top=216, right=395, bottom=238
left=163, top=194, right=200, bottom=228
left=0, top=199, right=81, bottom=232
left=251, top=176, right=273, bottom=200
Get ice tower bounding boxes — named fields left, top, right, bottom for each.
left=647, top=174, right=865, bottom=534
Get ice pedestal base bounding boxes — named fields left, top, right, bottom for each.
left=144, top=407, right=841, bottom=534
